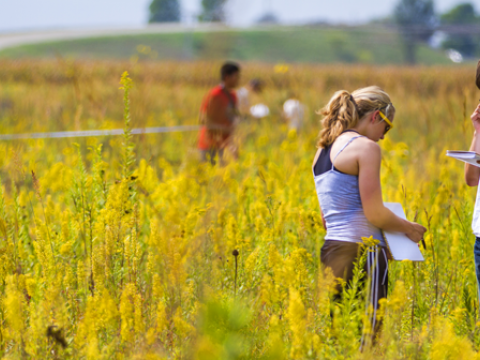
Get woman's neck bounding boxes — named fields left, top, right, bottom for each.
left=350, top=123, right=369, bottom=137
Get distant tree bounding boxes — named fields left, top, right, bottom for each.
left=199, top=0, right=227, bottom=22
left=149, top=0, right=180, bottom=23
left=256, top=12, right=279, bottom=25
left=394, top=0, right=436, bottom=64
left=442, top=3, right=477, bottom=23
left=441, top=3, right=479, bottom=57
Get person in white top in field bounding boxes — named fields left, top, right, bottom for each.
left=236, top=79, right=264, bottom=117
left=464, top=103, right=480, bottom=306
left=283, top=94, right=305, bottom=131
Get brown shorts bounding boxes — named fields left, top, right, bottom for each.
left=321, top=240, right=389, bottom=331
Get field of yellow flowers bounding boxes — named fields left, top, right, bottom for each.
left=0, top=59, right=479, bottom=359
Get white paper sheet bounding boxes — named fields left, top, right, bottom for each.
left=446, top=150, right=480, bottom=168
left=382, top=202, right=425, bottom=262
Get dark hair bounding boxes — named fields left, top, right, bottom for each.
left=221, top=62, right=240, bottom=80
left=249, top=78, right=263, bottom=91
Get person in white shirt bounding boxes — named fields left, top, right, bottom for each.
left=283, top=97, right=305, bottom=132
left=464, top=103, right=480, bottom=305
left=236, top=79, right=263, bottom=117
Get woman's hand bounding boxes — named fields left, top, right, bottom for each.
left=471, top=103, right=480, bottom=133
left=405, top=221, right=427, bottom=243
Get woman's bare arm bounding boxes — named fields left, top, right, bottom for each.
left=358, top=141, right=426, bottom=242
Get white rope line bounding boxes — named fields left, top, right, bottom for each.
left=0, top=125, right=202, bottom=140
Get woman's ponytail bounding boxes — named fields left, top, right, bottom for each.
left=317, top=90, right=359, bottom=148
left=316, top=86, right=394, bottom=148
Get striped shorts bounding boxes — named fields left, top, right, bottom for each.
left=320, top=240, right=389, bottom=333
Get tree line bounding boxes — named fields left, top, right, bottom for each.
left=394, top=1, right=480, bottom=63
left=148, top=0, right=480, bottom=64
left=149, top=0, right=226, bottom=23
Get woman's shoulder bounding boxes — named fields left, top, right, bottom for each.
left=354, top=136, right=380, bottom=152
left=342, top=136, right=381, bottom=162
left=333, top=133, right=379, bottom=152
left=351, top=137, right=382, bottom=166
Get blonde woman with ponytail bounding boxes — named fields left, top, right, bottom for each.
left=312, top=86, right=426, bottom=334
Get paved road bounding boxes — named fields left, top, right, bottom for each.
left=0, top=23, right=229, bottom=51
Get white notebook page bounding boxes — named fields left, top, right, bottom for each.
left=382, top=202, right=425, bottom=262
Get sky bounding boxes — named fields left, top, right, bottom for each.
left=1, top=0, right=480, bottom=32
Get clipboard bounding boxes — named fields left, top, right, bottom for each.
left=446, top=150, right=480, bottom=168
left=382, top=202, right=425, bottom=262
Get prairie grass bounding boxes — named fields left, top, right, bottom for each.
left=0, top=59, right=478, bottom=359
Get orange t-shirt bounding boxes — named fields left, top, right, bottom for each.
left=198, top=85, right=238, bottom=150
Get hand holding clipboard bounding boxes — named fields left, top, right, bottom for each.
left=382, top=203, right=425, bottom=262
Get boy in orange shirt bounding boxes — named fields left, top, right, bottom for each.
left=198, top=62, right=241, bottom=164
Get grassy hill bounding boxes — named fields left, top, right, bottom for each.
left=0, top=26, right=453, bottom=65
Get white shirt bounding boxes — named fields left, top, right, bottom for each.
left=283, top=99, right=305, bottom=131
left=472, top=180, right=480, bottom=237
left=236, top=87, right=250, bottom=114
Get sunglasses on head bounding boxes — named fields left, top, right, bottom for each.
left=378, top=110, right=393, bottom=135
